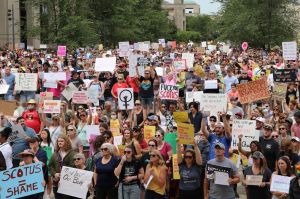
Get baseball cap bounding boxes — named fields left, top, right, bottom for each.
left=252, top=151, right=264, bottom=159
left=215, top=142, right=225, bottom=149
left=291, top=137, right=300, bottom=143
left=256, top=117, right=265, bottom=123
left=215, top=122, right=224, bottom=128
left=263, top=123, right=273, bottom=131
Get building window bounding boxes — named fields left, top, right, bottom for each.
left=185, top=8, right=194, bottom=14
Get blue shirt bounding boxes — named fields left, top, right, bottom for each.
left=3, top=73, right=15, bottom=94
left=208, top=134, right=231, bottom=160
left=224, top=75, right=238, bottom=93
left=12, top=126, right=36, bottom=159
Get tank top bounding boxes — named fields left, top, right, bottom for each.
left=147, top=166, right=166, bottom=195
left=89, top=82, right=104, bottom=100
left=135, top=110, right=144, bottom=126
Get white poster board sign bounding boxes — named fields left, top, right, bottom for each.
left=186, top=91, right=203, bottom=103
left=15, top=73, right=38, bottom=91
left=118, top=88, right=134, bottom=110
left=62, top=83, right=78, bottom=101
left=282, top=41, right=297, bottom=61
left=270, top=174, right=292, bottom=194
left=129, top=54, right=143, bottom=77
left=58, top=166, right=93, bottom=199
left=182, top=53, right=194, bottom=69
left=43, top=100, right=61, bottom=113
left=200, top=94, right=227, bottom=114
left=0, top=84, right=9, bottom=94
left=231, top=120, right=258, bottom=151
left=43, top=72, right=66, bottom=88
left=95, top=57, right=116, bottom=72
left=87, top=87, right=99, bottom=106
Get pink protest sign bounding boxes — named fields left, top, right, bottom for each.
left=242, top=42, right=248, bottom=51
left=57, top=46, right=67, bottom=57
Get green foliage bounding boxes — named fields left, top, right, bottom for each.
left=215, top=0, right=299, bottom=48
left=176, top=31, right=201, bottom=42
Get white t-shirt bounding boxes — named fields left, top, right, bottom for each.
left=0, top=142, right=13, bottom=169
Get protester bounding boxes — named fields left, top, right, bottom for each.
left=0, top=127, right=12, bottom=169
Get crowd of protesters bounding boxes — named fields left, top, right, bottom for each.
left=0, top=43, right=300, bottom=199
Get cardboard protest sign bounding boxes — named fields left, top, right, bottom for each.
left=118, top=88, right=134, bottom=110
left=237, top=78, right=270, bottom=104
left=43, top=72, right=66, bottom=88
left=62, top=83, right=78, bottom=101
left=173, top=60, right=186, bottom=70
left=15, top=73, right=38, bottom=91
left=282, top=41, right=297, bottom=60
left=57, top=45, right=67, bottom=57
left=72, top=91, right=88, bottom=104
left=137, top=57, right=151, bottom=67
left=172, top=154, right=180, bottom=180
left=231, top=120, right=259, bottom=151
left=58, top=166, right=93, bottom=199
left=177, top=123, right=194, bottom=145
left=159, top=84, right=179, bottom=100
left=200, top=94, right=227, bottom=114
left=173, top=112, right=189, bottom=123
left=0, top=100, right=17, bottom=116
left=144, top=126, right=156, bottom=141
left=185, top=91, right=203, bottom=103
left=95, top=57, right=116, bottom=72
left=0, top=163, right=44, bottom=198
left=270, top=174, right=292, bottom=193
left=182, top=53, right=194, bottom=68
left=38, top=92, right=53, bottom=113
left=0, top=84, right=9, bottom=94
left=273, top=83, right=286, bottom=100
left=43, top=100, right=61, bottom=114
left=87, top=87, right=99, bottom=106
left=110, top=119, right=120, bottom=136
left=273, top=69, right=297, bottom=82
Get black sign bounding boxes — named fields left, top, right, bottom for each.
left=137, top=58, right=151, bottom=67
left=273, top=69, right=297, bottom=82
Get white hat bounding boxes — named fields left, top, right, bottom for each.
left=256, top=117, right=265, bottom=123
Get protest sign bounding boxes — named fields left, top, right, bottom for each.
left=8, top=123, right=29, bottom=143
left=110, top=119, right=120, bottom=136
left=182, top=53, right=194, bottom=68
left=0, top=163, right=44, bottom=199
left=128, top=54, right=144, bottom=77
left=173, top=60, right=186, bottom=70
left=270, top=174, right=292, bottom=193
left=137, top=57, right=151, bottom=67
left=57, top=45, right=67, bottom=57
left=86, top=125, right=100, bottom=140
left=0, top=100, right=17, bottom=116
left=87, top=87, right=99, bottom=106
left=155, top=67, right=164, bottom=76
left=208, top=45, right=217, bottom=52
left=246, top=175, right=263, bottom=186
left=151, top=43, right=159, bottom=50
left=273, top=69, right=297, bottom=82
left=118, top=41, right=130, bottom=57
left=177, top=123, right=194, bottom=145
left=38, top=92, right=53, bottom=113
left=158, top=39, right=166, bottom=47
left=204, top=80, right=218, bottom=89
left=186, top=91, right=203, bottom=103
left=159, top=84, right=179, bottom=100
left=118, top=88, right=134, bottom=110
left=231, top=120, right=258, bottom=151
left=221, top=45, right=230, bottom=53
left=95, top=57, right=116, bottom=72
left=43, top=72, right=66, bottom=88
left=282, top=41, right=297, bottom=60
left=139, top=43, right=150, bottom=52
left=237, top=78, right=270, bottom=104
left=164, top=133, right=177, bottom=154
left=242, top=42, right=248, bottom=51
left=72, top=91, right=88, bottom=104
left=214, top=171, right=229, bottom=186
left=172, top=154, right=180, bottom=180
left=43, top=100, right=61, bottom=114
left=40, top=44, right=47, bottom=49
left=114, top=135, right=123, bottom=147
left=58, top=166, right=93, bottom=199
left=173, top=112, right=189, bottom=123
left=273, top=83, right=286, bottom=100
left=206, top=163, right=231, bottom=179
left=0, top=84, right=9, bottom=94
left=15, top=73, right=37, bottom=91
left=144, top=126, right=156, bottom=141
left=200, top=94, right=227, bottom=114
left=118, top=145, right=126, bottom=156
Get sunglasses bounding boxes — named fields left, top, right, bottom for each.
left=150, top=154, right=157, bottom=158
left=118, top=78, right=123, bottom=80
left=161, top=106, right=166, bottom=108
left=209, top=119, right=216, bottom=122
left=184, top=156, right=193, bottom=159
left=272, top=135, right=279, bottom=138
left=148, top=144, right=156, bottom=147
left=101, top=148, right=108, bottom=151
left=103, top=136, right=111, bottom=139
left=80, top=115, right=86, bottom=117
left=73, top=158, right=81, bottom=161
left=261, top=73, right=265, bottom=76
left=279, top=128, right=286, bottom=130
left=155, top=135, right=162, bottom=138
left=242, top=73, right=247, bottom=74
left=124, top=151, right=132, bottom=154
left=67, top=129, right=74, bottom=131
left=145, top=73, right=150, bottom=75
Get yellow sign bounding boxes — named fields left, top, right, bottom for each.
left=177, top=123, right=194, bottom=145
left=144, top=126, right=156, bottom=141
left=172, top=154, right=180, bottom=180
left=99, top=44, right=103, bottom=50
left=118, top=145, right=126, bottom=156
left=110, top=119, right=120, bottom=136
left=173, top=112, right=189, bottom=123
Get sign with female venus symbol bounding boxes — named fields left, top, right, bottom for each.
left=118, top=88, right=134, bottom=110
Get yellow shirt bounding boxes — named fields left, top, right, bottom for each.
left=147, top=166, right=166, bottom=195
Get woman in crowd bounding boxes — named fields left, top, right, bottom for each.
left=122, top=128, right=142, bottom=158
left=132, top=126, right=148, bottom=153
left=156, top=103, right=168, bottom=131
left=66, top=124, right=83, bottom=153
left=111, top=75, right=128, bottom=100
left=277, top=124, right=291, bottom=147
left=114, top=145, right=144, bottom=199
left=43, top=114, right=64, bottom=146
left=277, top=140, right=299, bottom=167
left=94, top=143, right=119, bottom=199
left=144, top=150, right=167, bottom=199
left=76, top=109, right=92, bottom=155
left=131, top=100, right=145, bottom=127
left=242, top=151, right=272, bottom=199
left=155, top=130, right=172, bottom=163
left=291, top=137, right=300, bottom=156
left=0, top=127, right=12, bottom=170
left=176, top=139, right=203, bottom=199
left=271, top=156, right=295, bottom=199
left=48, top=134, right=77, bottom=199
left=87, top=73, right=105, bottom=107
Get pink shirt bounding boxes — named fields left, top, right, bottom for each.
left=163, top=74, right=176, bottom=86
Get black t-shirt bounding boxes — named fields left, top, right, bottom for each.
left=139, top=76, right=154, bottom=98
left=259, top=137, right=279, bottom=172
left=119, top=159, right=142, bottom=185
left=67, top=77, right=84, bottom=88
left=99, top=76, right=117, bottom=98
left=243, top=166, right=272, bottom=199
left=238, top=76, right=252, bottom=84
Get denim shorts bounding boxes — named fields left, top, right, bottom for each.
left=140, top=97, right=154, bottom=109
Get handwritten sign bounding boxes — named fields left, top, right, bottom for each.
left=87, top=87, right=99, bottom=106
left=43, top=100, right=61, bottom=114
left=144, top=126, right=156, bottom=141
left=200, top=94, right=227, bottom=114
left=282, top=41, right=297, bottom=60
left=246, top=175, right=263, bottom=186
left=172, top=154, right=180, bottom=180
left=186, top=91, right=202, bottom=103
left=177, top=123, right=194, bottom=145
left=270, top=174, right=292, bottom=193
left=137, top=57, right=151, bottom=67
left=110, top=119, right=120, bottom=136
left=118, top=88, right=134, bottom=110
left=206, top=163, right=231, bottom=180
left=214, top=171, right=229, bottom=186
left=57, top=45, right=67, bottom=57
left=173, top=60, right=186, bottom=70
left=159, top=84, right=179, bottom=100
left=231, top=120, right=258, bottom=151
left=72, top=91, right=88, bottom=104
left=62, top=83, right=78, bottom=101
left=0, top=163, right=44, bottom=198
left=38, top=92, right=53, bottom=113
left=95, top=57, right=116, bottom=72
left=43, top=72, right=66, bottom=88
left=273, top=69, right=297, bottom=82
left=8, top=123, right=29, bottom=144
left=182, top=53, right=194, bottom=69
left=0, top=100, right=18, bottom=116
left=15, top=73, right=38, bottom=91
left=118, top=41, right=130, bottom=57
left=118, top=145, right=126, bottom=156
left=58, top=166, right=93, bottom=199
left=237, top=78, right=270, bottom=104
left=173, top=112, right=189, bottom=123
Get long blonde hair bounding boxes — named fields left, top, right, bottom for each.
left=149, top=150, right=166, bottom=168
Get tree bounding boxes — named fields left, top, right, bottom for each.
left=176, top=31, right=201, bottom=42
left=215, top=0, right=299, bottom=48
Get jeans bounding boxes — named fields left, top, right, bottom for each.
left=20, top=92, right=35, bottom=103
left=4, top=93, right=14, bottom=100
left=118, top=183, right=140, bottom=199
left=95, top=186, right=118, bottom=199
